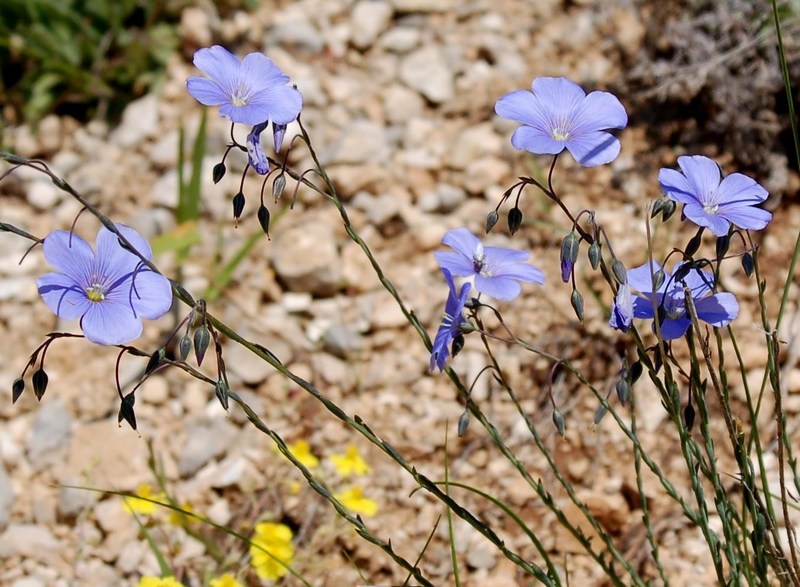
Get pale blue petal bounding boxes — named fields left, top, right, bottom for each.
left=510, top=126, right=565, bottom=155
left=719, top=205, right=772, bottom=231
left=717, top=172, right=768, bottom=206
left=565, top=131, right=620, bottom=166
left=193, top=46, right=241, bottom=89
left=81, top=299, right=143, bottom=345
left=676, top=155, right=722, bottom=201
left=37, top=273, right=90, bottom=320
left=186, top=78, right=229, bottom=107
left=572, top=90, right=627, bottom=132
left=129, top=269, right=173, bottom=320
left=695, top=292, right=739, bottom=327
left=495, top=89, right=540, bottom=126
left=531, top=77, right=585, bottom=119
left=682, top=202, right=731, bottom=237
left=659, top=168, right=699, bottom=204
left=659, top=318, right=691, bottom=340
left=632, top=296, right=657, bottom=319
left=434, top=251, right=474, bottom=277
left=441, top=228, right=480, bottom=259
left=475, top=274, right=521, bottom=300
left=248, top=85, right=303, bottom=125
left=627, top=261, right=665, bottom=294
left=42, top=230, right=94, bottom=286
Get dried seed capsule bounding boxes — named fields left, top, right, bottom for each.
left=12, top=378, right=24, bottom=403
left=212, top=162, right=226, bottom=184
left=232, top=191, right=246, bottom=220
left=507, top=207, right=523, bottom=235
left=257, top=205, right=270, bottom=237
left=32, top=368, right=48, bottom=401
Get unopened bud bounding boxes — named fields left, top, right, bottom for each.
left=232, top=192, right=246, bottom=220
left=257, top=205, right=270, bottom=237
left=612, top=259, right=627, bottom=284
left=630, top=361, right=643, bottom=384
left=272, top=173, right=286, bottom=200
left=552, top=408, right=566, bottom=437
left=653, top=268, right=665, bottom=291
left=458, top=410, right=470, bottom=437
left=593, top=402, right=608, bottom=425
left=451, top=334, right=465, bottom=358
left=685, top=230, right=703, bottom=257
left=212, top=162, right=226, bottom=184
left=560, top=232, right=580, bottom=282
left=684, top=401, right=696, bottom=431
left=194, top=325, right=210, bottom=366
left=507, top=207, right=523, bottom=235
left=570, top=289, right=584, bottom=322
left=32, top=368, right=48, bottom=401
left=145, top=347, right=165, bottom=375
left=12, top=378, right=24, bottom=403
left=742, top=251, right=754, bottom=277
left=661, top=199, right=677, bottom=222
left=486, top=210, right=499, bottom=233
left=588, top=241, right=601, bottom=270
left=716, top=234, right=731, bottom=259
left=215, top=377, right=229, bottom=411
left=616, top=378, right=630, bottom=406
left=118, top=393, right=137, bottom=430
left=651, top=198, right=665, bottom=218
left=179, top=335, right=192, bottom=361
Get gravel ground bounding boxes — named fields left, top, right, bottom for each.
left=1, top=1, right=799, bottom=585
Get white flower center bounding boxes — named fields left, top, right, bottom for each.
left=552, top=128, right=570, bottom=141
left=703, top=191, right=720, bottom=215
left=473, top=243, right=490, bottom=277
left=85, top=283, right=106, bottom=303
left=230, top=82, right=249, bottom=107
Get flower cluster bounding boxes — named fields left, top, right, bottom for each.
left=250, top=522, right=295, bottom=581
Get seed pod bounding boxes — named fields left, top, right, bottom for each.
left=630, top=361, right=643, bottom=384
left=12, top=378, right=24, bottom=403
left=552, top=408, right=566, bottom=437
left=457, top=410, right=470, bottom=437
left=215, top=377, right=229, bottom=411
left=507, top=207, right=523, bottom=235
left=661, top=199, right=677, bottom=221
left=32, top=368, right=48, bottom=401
left=684, top=401, right=696, bottom=431
left=118, top=393, right=137, bottom=430
left=145, top=347, right=165, bottom=375
left=716, top=234, right=731, bottom=259
left=232, top=191, right=246, bottom=220
left=612, top=259, right=627, bottom=284
left=742, top=251, right=754, bottom=277
left=272, top=173, right=286, bottom=200
left=451, top=334, right=465, bottom=358
left=651, top=198, right=665, bottom=218
left=616, top=378, right=630, bottom=406
left=653, top=268, right=666, bottom=291
left=685, top=229, right=703, bottom=257
left=570, top=289, right=584, bottom=322
left=179, top=335, right=192, bottom=361
left=212, top=162, right=226, bottom=184
left=257, top=205, right=270, bottom=237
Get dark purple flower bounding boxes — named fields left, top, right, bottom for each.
left=37, top=225, right=173, bottom=345
left=495, top=77, right=628, bottom=167
left=434, top=227, right=544, bottom=301
left=658, top=155, right=771, bottom=237
left=186, top=45, right=302, bottom=126
left=430, top=268, right=471, bottom=372
left=627, top=260, right=739, bottom=340
left=609, top=283, right=633, bottom=332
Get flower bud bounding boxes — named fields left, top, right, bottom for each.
left=570, top=289, right=584, bottom=322
left=32, top=368, right=48, bottom=401
left=212, top=162, right=226, bottom=184
left=457, top=410, right=470, bottom=437
left=612, top=259, right=627, bottom=284
left=257, top=205, right=270, bottom=237
left=179, top=335, right=192, bottom=361
left=684, top=401, right=695, bottom=431
left=630, top=360, right=643, bottom=384
left=742, top=251, right=754, bottom=277
left=145, top=347, right=165, bottom=375
left=12, top=378, right=24, bottom=403
left=451, top=334, right=465, bottom=358
left=560, top=232, right=580, bottom=282
left=653, top=268, right=665, bottom=291
left=588, top=241, right=601, bottom=270
left=194, top=325, right=211, bottom=366
left=215, top=377, right=229, bottom=411
left=486, top=210, right=499, bottom=233
left=272, top=173, right=286, bottom=200
left=661, top=199, right=677, bottom=221
left=685, top=230, right=703, bottom=257
left=593, top=402, right=607, bottom=425
left=616, top=378, right=630, bottom=406
left=552, top=408, right=566, bottom=437
left=507, top=207, right=523, bottom=235
left=651, top=198, right=665, bottom=218
left=716, top=234, right=730, bottom=259
left=232, top=191, right=246, bottom=220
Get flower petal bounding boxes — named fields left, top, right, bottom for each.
left=510, top=126, right=565, bottom=155
left=495, top=89, right=540, bottom=125
left=565, top=130, right=620, bottom=167
left=632, top=295, right=657, bottom=319
left=676, top=155, right=722, bottom=202
left=81, top=299, right=143, bottom=345
left=531, top=77, right=586, bottom=118
left=441, top=227, right=480, bottom=259
left=682, top=202, right=731, bottom=237
left=719, top=205, right=772, bottom=232
left=627, top=261, right=665, bottom=294
left=572, top=90, right=628, bottom=132
left=248, top=85, right=303, bottom=126
left=678, top=264, right=714, bottom=298
left=37, top=273, right=90, bottom=320
left=186, top=77, right=230, bottom=107
left=129, top=269, right=173, bottom=319
left=659, top=168, right=699, bottom=204
left=95, top=225, right=151, bottom=286
left=434, top=251, right=474, bottom=277
left=659, top=317, right=691, bottom=340
left=717, top=172, right=768, bottom=206
left=474, top=274, right=521, bottom=300
left=695, top=292, right=739, bottom=327
left=42, top=230, right=94, bottom=286
left=192, top=46, right=241, bottom=89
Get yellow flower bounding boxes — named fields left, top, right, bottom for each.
left=283, top=439, right=320, bottom=469
left=334, top=486, right=378, bottom=517
left=167, top=502, right=194, bottom=527
left=329, top=445, right=370, bottom=477
left=249, top=522, right=295, bottom=581
left=136, top=577, right=183, bottom=587
left=209, top=574, right=244, bottom=587
left=123, top=484, right=167, bottom=516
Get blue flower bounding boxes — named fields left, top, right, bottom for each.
left=186, top=45, right=302, bottom=126
left=495, top=77, right=628, bottom=167
left=627, top=261, right=739, bottom=340
left=609, top=283, right=633, bottom=332
left=36, top=225, right=173, bottom=345
left=430, top=268, right=471, bottom=372
left=658, top=155, right=771, bottom=237
left=434, top=228, right=544, bottom=301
